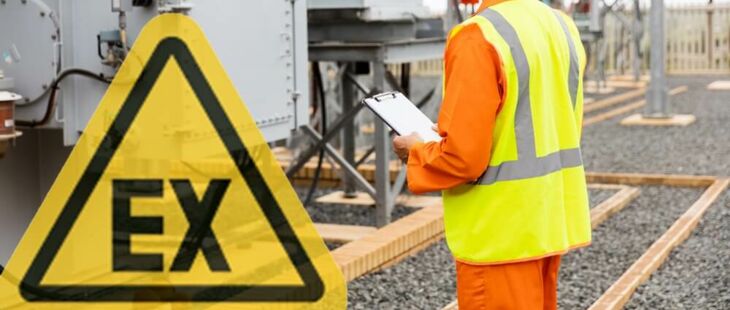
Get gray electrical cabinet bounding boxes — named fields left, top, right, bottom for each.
left=0, top=0, right=308, bottom=145
left=0, top=0, right=309, bottom=265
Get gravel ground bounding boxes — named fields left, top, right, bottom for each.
left=295, top=188, right=417, bottom=226
left=299, top=186, right=621, bottom=308
left=582, top=76, right=730, bottom=176
left=589, top=189, right=618, bottom=208
left=347, top=240, right=456, bottom=310
left=344, top=186, right=702, bottom=309
left=301, top=185, right=612, bottom=226
left=326, top=241, right=344, bottom=251
left=305, top=202, right=416, bottom=227
left=580, top=76, right=730, bottom=309
left=584, top=86, right=637, bottom=102
left=626, top=191, right=730, bottom=309
left=301, top=76, right=730, bottom=309
left=558, top=186, right=703, bottom=309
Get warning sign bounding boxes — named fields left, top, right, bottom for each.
left=0, top=14, right=345, bottom=309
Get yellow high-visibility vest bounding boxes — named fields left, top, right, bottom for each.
left=442, top=0, right=592, bottom=264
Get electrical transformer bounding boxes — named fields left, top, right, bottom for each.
left=0, top=0, right=308, bottom=264
left=0, top=0, right=308, bottom=145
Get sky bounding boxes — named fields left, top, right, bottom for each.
left=423, top=0, right=448, bottom=13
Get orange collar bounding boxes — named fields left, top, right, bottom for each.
left=476, top=0, right=509, bottom=13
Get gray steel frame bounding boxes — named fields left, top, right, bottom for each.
left=579, top=0, right=645, bottom=87
left=296, top=38, right=444, bottom=227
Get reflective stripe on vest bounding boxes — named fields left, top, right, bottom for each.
left=476, top=9, right=582, bottom=186
left=553, top=11, right=580, bottom=109
left=441, top=0, right=592, bottom=264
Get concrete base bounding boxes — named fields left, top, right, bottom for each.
left=707, top=80, right=730, bottom=90
left=620, top=114, right=696, bottom=127
left=316, top=191, right=375, bottom=206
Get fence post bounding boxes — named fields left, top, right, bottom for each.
left=707, top=4, right=714, bottom=70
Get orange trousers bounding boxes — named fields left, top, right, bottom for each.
left=455, top=255, right=562, bottom=310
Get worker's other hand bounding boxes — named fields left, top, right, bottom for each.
left=392, top=132, right=423, bottom=162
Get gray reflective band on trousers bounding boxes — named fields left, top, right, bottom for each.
left=475, top=9, right=583, bottom=185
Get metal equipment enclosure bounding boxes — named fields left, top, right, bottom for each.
left=0, top=0, right=308, bottom=145
left=0, top=0, right=308, bottom=264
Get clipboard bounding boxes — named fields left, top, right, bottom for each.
left=362, top=91, right=441, bottom=142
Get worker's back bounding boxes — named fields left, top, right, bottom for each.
left=442, top=0, right=592, bottom=265
left=485, top=1, right=584, bottom=170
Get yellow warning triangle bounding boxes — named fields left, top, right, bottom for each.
left=0, top=14, right=345, bottom=309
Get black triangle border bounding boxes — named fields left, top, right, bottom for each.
left=20, top=37, right=325, bottom=302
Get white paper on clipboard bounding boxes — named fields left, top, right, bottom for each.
left=362, top=92, right=441, bottom=142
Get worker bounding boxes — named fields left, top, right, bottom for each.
left=392, top=0, right=591, bottom=309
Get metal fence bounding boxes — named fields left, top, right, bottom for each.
left=391, top=4, right=730, bottom=76
left=666, top=4, right=730, bottom=72
left=604, top=3, right=730, bottom=74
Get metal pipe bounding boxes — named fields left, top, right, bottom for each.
left=391, top=165, right=407, bottom=198
left=341, top=63, right=357, bottom=198
left=373, top=60, right=392, bottom=227
left=285, top=69, right=377, bottom=179
left=590, top=0, right=602, bottom=32
left=449, top=0, right=464, bottom=23
left=400, top=63, right=411, bottom=97
left=16, top=68, right=111, bottom=127
left=302, top=126, right=377, bottom=198
left=707, top=2, right=714, bottom=69
left=631, top=0, right=643, bottom=81
left=344, top=72, right=371, bottom=95
left=286, top=102, right=367, bottom=179
left=303, top=62, right=328, bottom=206
left=645, top=0, right=670, bottom=117
left=385, top=69, right=405, bottom=94
left=119, top=11, right=129, bottom=57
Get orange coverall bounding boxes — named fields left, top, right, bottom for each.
left=406, top=1, right=562, bottom=309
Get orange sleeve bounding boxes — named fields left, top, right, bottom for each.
left=406, top=23, right=504, bottom=194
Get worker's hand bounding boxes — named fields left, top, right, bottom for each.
left=392, top=132, right=423, bottom=162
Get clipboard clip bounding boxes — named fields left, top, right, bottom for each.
left=372, top=92, right=397, bottom=102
